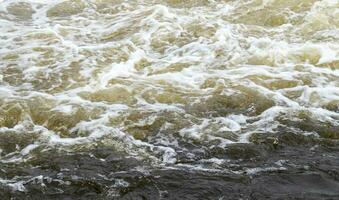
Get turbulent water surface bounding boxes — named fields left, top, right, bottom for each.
left=0, top=0, right=339, bottom=199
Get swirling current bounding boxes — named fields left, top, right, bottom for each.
left=0, top=0, right=339, bottom=199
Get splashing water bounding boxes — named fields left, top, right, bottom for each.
left=0, top=0, right=339, bottom=199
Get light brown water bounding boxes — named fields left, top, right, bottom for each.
left=0, top=0, right=339, bottom=199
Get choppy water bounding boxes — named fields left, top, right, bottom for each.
left=0, top=0, right=338, bottom=199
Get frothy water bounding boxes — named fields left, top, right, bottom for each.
left=0, top=0, right=339, bottom=198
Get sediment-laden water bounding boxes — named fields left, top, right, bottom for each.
left=0, top=0, right=338, bottom=199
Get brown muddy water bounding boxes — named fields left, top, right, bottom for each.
left=0, top=0, right=339, bottom=199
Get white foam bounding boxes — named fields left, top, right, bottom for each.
left=0, top=0, right=338, bottom=167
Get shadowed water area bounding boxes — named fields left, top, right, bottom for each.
left=0, top=0, right=339, bottom=199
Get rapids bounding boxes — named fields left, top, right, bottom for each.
left=0, top=0, right=338, bottom=199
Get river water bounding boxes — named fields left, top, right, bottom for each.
left=0, top=0, right=339, bottom=199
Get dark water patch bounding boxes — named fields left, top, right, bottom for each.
left=209, top=143, right=268, bottom=161
left=1, top=137, right=339, bottom=199
left=276, top=112, right=339, bottom=139
left=186, top=89, right=275, bottom=118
